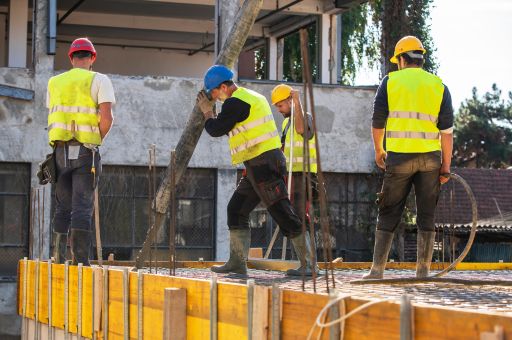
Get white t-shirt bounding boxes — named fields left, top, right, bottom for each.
left=46, top=71, right=116, bottom=108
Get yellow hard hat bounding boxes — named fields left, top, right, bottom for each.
left=390, top=36, right=426, bottom=64
left=271, top=84, right=293, bottom=105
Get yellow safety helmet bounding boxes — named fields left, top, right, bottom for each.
left=271, top=84, right=293, bottom=105
left=390, top=36, right=426, bottom=64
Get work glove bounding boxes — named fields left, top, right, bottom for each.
left=196, top=91, right=215, bottom=118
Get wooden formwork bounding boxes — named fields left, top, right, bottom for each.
left=18, top=259, right=512, bottom=339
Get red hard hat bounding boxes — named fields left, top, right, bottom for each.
left=68, top=38, right=96, bottom=58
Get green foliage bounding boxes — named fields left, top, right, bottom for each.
left=340, top=0, right=438, bottom=82
left=282, top=23, right=318, bottom=82
left=454, top=84, right=512, bottom=168
left=254, top=46, right=267, bottom=80
left=339, top=3, right=380, bottom=85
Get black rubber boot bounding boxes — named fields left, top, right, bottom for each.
left=70, top=229, right=91, bottom=266
left=52, top=232, right=68, bottom=264
left=211, top=229, right=250, bottom=275
left=362, top=230, right=394, bottom=279
left=416, top=231, right=436, bottom=278
left=287, top=232, right=319, bottom=276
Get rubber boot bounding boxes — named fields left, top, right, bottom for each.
left=362, top=230, right=394, bottom=279
left=287, top=232, right=319, bottom=276
left=211, top=229, right=250, bottom=275
left=416, top=231, right=436, bottom=278
left=52, top=232, right=68, bottom=264
left=70, top=229, right=91, bottom=266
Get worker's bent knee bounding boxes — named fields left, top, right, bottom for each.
left=267, top=199, right=302, bottom=239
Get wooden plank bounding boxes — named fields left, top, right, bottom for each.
left=37, top=261, right=48, bottom=324
left=107, top=268, right=125, bottom=338
left=81, top=266, right=94, bottom=339
left=252, top=285, right=269, bottom=340
left=217, top=281, right=248, bottom=338
left=142, top=274, right=210, bottom=339
left=163, top=288, right=187, bottom=340
left=249, top=248, right=263, bottom=259
left=51, top=264, right=65, bottom=329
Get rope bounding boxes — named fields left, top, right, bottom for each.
left=306, top=294, right=394, bottom=340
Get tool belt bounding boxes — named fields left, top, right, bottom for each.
left=37, top=152, right=57, bottom=185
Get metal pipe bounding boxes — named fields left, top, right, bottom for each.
left=247, top=279, right=255, bottom=340
left=57, top=0, right=86, bottom=25
left=210, top=275, right=218, bottom=340
left=271, top=283, right=280, bottom=340
left=123, top=268, right=129, bottom=340
left=78, top=263, right=83, bottom=340
left=255, top=0, right=303, bottom=23
left=64, top=261, right=69, bottom=340
left=137, top=270, right=143, bottom=340
left=400, top=295, right=413, bottom=340
left=47, top=259, right=53, bottom=340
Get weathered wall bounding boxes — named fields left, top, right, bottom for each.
left=0, top=282, right=21, bottom=339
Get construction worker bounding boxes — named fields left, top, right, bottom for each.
left=271, top=84, right=319, bottom=265
left=364, top=36, right=453, bottom=279
left=196, top=65, right=316, bottom=276
left=47, top=38, right=115, bottom=266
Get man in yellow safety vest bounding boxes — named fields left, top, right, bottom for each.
left=196, top=65, right=316, bottom=276
left=47, top=38, right=115, bottom=265
left=364, top=36, right=454, bottom=279
left=271, top=84, right=319, bottom=274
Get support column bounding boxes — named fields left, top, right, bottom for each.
left=30, top=164, right=52, bottom=260
left=0, top=14, right=6, bottom=67
left=215, top=0, right=240, bottom=77
left=320, top=14, right=338, bottom=84
left=268, top=36, right=277, bottom=81
left=276, top=38, right=284, bottom=81
left=8, top=0, right=28, bottom=68
left=215, top=169, right=237, bottom=261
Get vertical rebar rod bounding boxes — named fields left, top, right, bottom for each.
left=123, top=268, right=129, bottom=340
left=247, top=279, right=255, bottom=340
left=42, top=187, right=46, bottom=259
left=152, top=145, right=158, bottom=274
left=22, top=258, right=28, bottom=340
left=37, top=188, right=42, bottom=259
left=271, top=283, right=280, bottom=340
left=103, top=266, right=109, bottom=340
left=29, top=189, right=34, bottom=259
left=78, top=263, right=83, bottom=340
left=34, top=259, right=40, bottom=340
left=299, top=28, right=335, bottom=291
left=92, top=268, right=96, bottom=340
left=169, top=150, right=177, bottom=276
left=210, top=275, right=218, bottom=340
left=148, top=147, right=153, bottom=273
left=137, top=270, right=143, bottom=340
left=64, top=261, right=69, bottom=340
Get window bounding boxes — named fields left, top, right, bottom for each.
left=282, top=22, right=319, bottom=83
left=0, top=163, right=30, bottom=278
left=239, top=41, right=268, bottom=80
left=97, top=166, right=216, bottom=261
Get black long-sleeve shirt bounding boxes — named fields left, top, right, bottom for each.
left=204, top=97, right=250, bottom=137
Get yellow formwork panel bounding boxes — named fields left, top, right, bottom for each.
left=37, top=261, right=48, bottom=324
left=51, top=264, right=65, bottom=329
left=68, top=265, right=79, bottom=334
left=81, top=267, right=94, bottom=339
left=217, top=282, right=248, bottom=339
left=128, top=271, right=139, bottom=339
left=108, top=269, right=125, bottom=339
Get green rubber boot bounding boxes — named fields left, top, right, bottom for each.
left=286, top=232, right=319, bottom=277
left=416, top=231, right=436, bottom=278
left=52, top=232, right=68, bottom=264
left=211, top=229, right=250, bottom=275
left=70, top=229, right=91, bottom=266
left=362, top=230, right=394, bottom=279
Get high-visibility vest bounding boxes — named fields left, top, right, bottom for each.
left=47, top=68, right=101, bottom=146
left=282, top=117, right=317, bottom=173
left=228, top=87, right=281, bottom=164
left=386, top=68, right=444, bottom=153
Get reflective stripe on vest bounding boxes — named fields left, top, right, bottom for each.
left=282, top=117, right=317, bottom=173
left=228, top=115, right=274, bottom=138
left=49, top=105, right=98, bottom=115
left=47, top=68, right=101, bottom=146
left=228, top=87, right=281, bottom=164
left=386, top=68, right=444, bottom=153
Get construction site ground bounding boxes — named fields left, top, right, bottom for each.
left=140, top=266, right=512, bottom=315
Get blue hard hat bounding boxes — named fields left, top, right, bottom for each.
left=204, top=65, right=234, bottom=93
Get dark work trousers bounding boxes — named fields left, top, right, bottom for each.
left=376, top=152, right=441, bottom=233
left=227, top=149, right=304, bottom=239
left=289, top=172, right=319, bottom=228
left=52, top=143, right=101, bottom=234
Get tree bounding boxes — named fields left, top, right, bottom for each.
left=339, top=0, right=438, bottom=84
left=454, top=84, right=512, bottom=168
left=135, top=0, right=264, bottom=269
